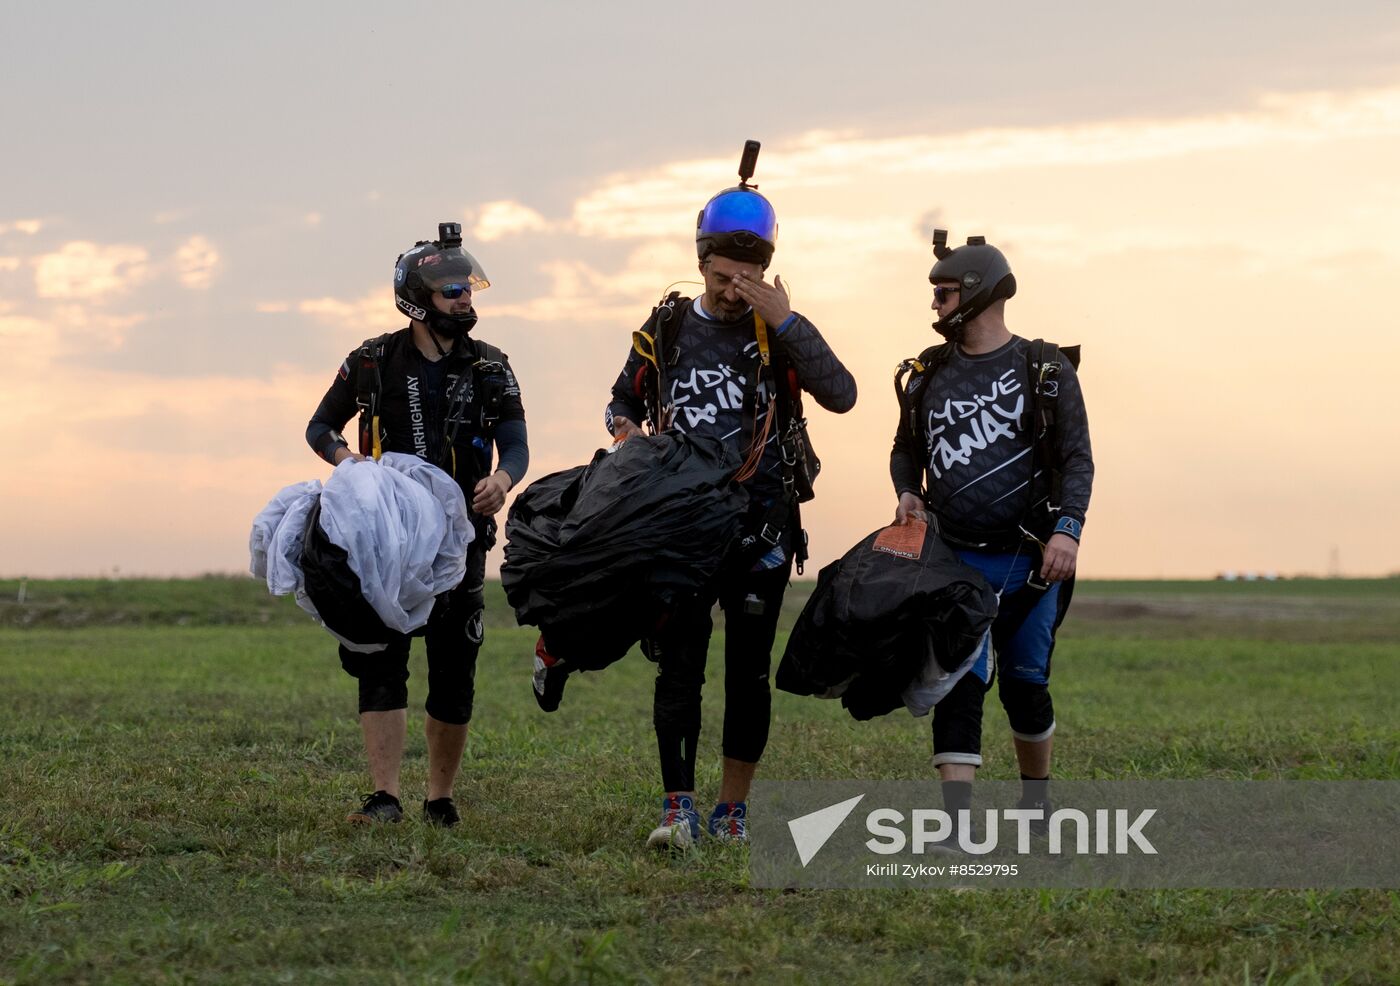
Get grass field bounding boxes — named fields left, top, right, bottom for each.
left=2, top=576, right=1397, bottom=984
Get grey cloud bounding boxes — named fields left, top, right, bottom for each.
left=5, top=2, right=1398, bottom=234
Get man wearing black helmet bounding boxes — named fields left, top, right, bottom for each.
left=890, top=232, right=1093, bottom=840
left=306, top=223, right=529, bottom=828
left=598, top=160, right=857, bottom=850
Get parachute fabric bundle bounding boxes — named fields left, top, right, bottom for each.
left=776, top=520, right=999, bottom=721
left=249, top=453, right=472, bottom=651
left=250, top=479, right=323, bottom=596
left=502, top=434, right=749, bottom=671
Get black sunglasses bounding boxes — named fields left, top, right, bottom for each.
left=934, top=285, right=961, bottom=304
left=438, top=283, right=473, bottom=299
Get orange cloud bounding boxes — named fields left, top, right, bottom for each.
left=298, top=290, right=396, bottom=332
left=33, top=241, right=150, bottom=300
left=570, top=86, right=1400, bottom=242
left=472, top=200, right=552, bottom=242
left=174, top=235, right=220, bottom=289
left=0, top=219, right=43, bottom=236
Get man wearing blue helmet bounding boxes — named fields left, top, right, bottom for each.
left=601, top=154, right=857, bottom=850
left=891, top=231, right=1094, bottom=844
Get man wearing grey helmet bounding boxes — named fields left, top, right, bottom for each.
left=306, top=223, right=529, bottom=828
left=890, top=231, right=1094, bottom=846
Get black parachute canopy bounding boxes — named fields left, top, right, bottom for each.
left=777, top=522, right=998, bottom=720
left=502, top=433, right=749, bottom=671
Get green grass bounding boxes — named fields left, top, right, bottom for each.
left=1, top=577, right=1397, bottom=984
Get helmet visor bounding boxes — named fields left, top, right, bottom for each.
left=416, top=247, right=490, bottom=293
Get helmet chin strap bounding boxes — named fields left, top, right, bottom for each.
left=933, top=291, right=997, bottom=345
left=933, top=312, right=968, bottom=345
left=935, top=308, right=980, bottom=347
left=423, top=308, right=478, bottom=354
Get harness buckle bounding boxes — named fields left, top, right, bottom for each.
left=1017, top=524, right=1047, bottom=549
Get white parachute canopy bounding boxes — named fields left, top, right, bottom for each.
left=249, top=453, right=473, bottom=649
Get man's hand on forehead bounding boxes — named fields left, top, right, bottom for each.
left=732, top=270, right=792, bottom=327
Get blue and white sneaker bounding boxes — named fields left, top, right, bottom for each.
left=646, top=793, right=701, bottom=850
left=707, top=801, right=748, bottom=843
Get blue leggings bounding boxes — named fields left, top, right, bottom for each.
left=931, top=546, right=1071, bottom=767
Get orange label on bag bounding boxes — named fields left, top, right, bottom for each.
left=873, top=520, right=927, bottom=560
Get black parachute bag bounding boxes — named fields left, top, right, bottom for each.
left=777, top=521, right=999, bottom=720
left=502, top=433, right=750, bottom=672
left=300, top=499, right=398, bottom=647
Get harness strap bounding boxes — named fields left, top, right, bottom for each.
left=354, top=335, right=389, bottom=460
left=762, top=316, right=817, bottom=572
left=640, top=292, right=683, bottom=433
left=354, top=333, right=511, bottom=476
left=471, top=341, right=508, bottom=427
left=894, top=344, right=952, bottom=499
left=632, top=329, right=660, bottom=368
left=1026, top=339, right=1062, bottom=528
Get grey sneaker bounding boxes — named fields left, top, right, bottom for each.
left=346, top=790, right=403, bottom=825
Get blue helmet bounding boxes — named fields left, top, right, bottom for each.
left=696, top=186, right=777, bottom=269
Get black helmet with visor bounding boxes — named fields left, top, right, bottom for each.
left=394, top=222, right=490, bottom=339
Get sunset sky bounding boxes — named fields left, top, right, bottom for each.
left=3, top=1, right=1398, bottom=579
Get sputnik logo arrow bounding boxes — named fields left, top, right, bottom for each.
left=788, top=794, right=865, bottom=866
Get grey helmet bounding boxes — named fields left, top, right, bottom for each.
left=928, top=230, right=1016, bottom=340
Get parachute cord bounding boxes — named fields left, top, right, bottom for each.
left=732, top=398, right=776, bottom=485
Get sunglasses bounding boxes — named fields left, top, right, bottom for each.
left=934, top=285, right=961, bottom=305
left=438, top=283, right=473, bottom=299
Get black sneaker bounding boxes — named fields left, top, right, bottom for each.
left=423, top=797, right=461, bottom=828
left=347, top=790, right=403, bottom=825
left=532, top=636, right=570, bottom=713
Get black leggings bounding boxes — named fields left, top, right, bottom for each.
left=649, top=558, right=791, bottom=792
left=337, top=547, right=486, bottom=725
left=931, top=672, right=1059, bottom=767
